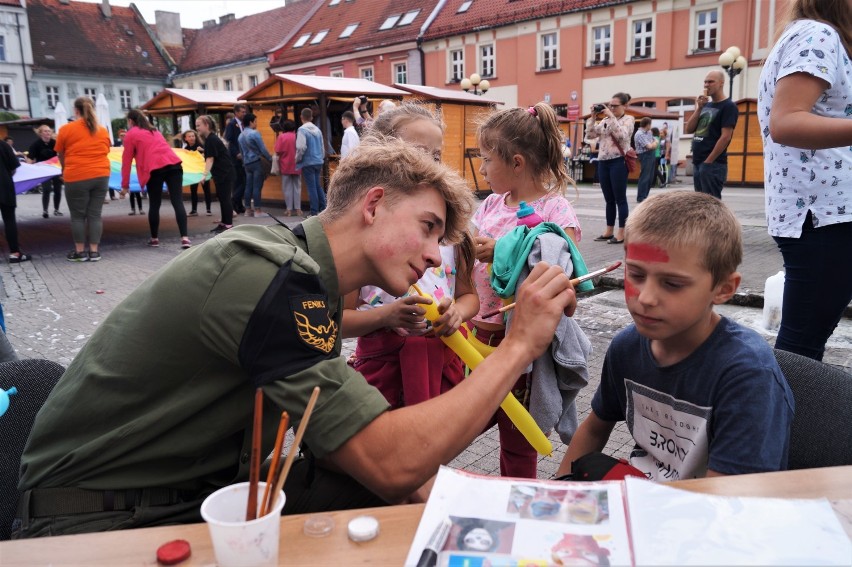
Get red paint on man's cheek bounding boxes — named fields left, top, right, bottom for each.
left=624, top=279, right=639, bottom=300
left=627, top=243, right=669, bottom=263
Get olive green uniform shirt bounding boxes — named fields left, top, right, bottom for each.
left=20, top=219, right=390, bottom=493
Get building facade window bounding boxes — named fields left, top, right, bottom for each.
left=46, top=85, right=60, bottom=109
left=249, top=75, right=258, bottom=87
left=0, top=37, right=5, bottom=62
left=339, top=23, right=358, bottom=38
left=540, top=32, right=558, bottom=70
left=480, top=43, right=495, bottom=77
left=632, top=18, right=653, bottom=59
left=223, top=79, right=233, bottom=91
left=592, top=25, right=611, bottom=64
left=360, top=67, right=373, bottom=81
left=119, top=89, right=132, bottom=109
left=84, top=87, right=97, bottom=100
left=0, top=84, right=10, bottom=109
left=394, top=62, right=407, bottom=84
left=199, top=82, right=208, bottom=90
left=449, top=48, right=464, bottom=82
left=695, top=8, right=718, bottom=52
left=330, top=69, right=344, bottom=78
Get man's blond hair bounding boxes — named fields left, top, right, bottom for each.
left=322, top=136, right=474, bottom=245
left=625, top=191, right=742, bottom=286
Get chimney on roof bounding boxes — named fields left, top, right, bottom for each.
left=154, top=11, right=183, bottom=46
left=219, top=13, right=235, bottom=25
left=202, top=20, right=216, bottom=28
left=101, top=0, right=111, bottom=18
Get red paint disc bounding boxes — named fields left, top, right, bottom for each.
left=156, top=539, right=191, bottom=565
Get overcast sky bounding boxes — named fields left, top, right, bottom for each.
left=78, top=0, right=284, bottom=29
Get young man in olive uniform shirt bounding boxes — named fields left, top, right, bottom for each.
left=14, top=139, right=577, bottom=538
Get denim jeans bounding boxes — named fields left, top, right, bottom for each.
left=636, top=151, right=657, bottom=203
left=597, top=157, right=629, bottom=228
left=243, top=160, right=264, bottom=210
left=773, top=212, right=852, bottom=361
left=301, top=164, right=326, bottom=215
left=693, top=161, right=727, bottom=199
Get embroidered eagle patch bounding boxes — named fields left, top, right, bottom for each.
left=291, top=295, right=337, bottom=354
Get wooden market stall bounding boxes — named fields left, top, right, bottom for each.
left=726, top=99, right=763, bottom=186
left=140, top=88, right=245, bottom=135
left=240, top=74, right=408, bottom=206
left=392, top=84, right=502, bottom=196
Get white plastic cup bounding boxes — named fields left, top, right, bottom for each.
left=200, top=482, right=285, bottom=567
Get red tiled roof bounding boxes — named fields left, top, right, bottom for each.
left=423, top=0, right=634, bottom=41
left=27, top=0, right=171, bottom=78
left=0, top=0, right=23, bottom=7
left=151, top=26, right=197, bottom=66
left=269, top=0, right=441, bottom=68
left=177, top=0, right=321, bottom=73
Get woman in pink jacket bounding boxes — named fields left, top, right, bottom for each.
left=273, top=119, right=301, bottom=217
left=119, top=109, right=190, bottom=249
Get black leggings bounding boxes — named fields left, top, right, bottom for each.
left=41, top=177, right=63, bottom=212
left=1, top=204, right=19, bottom=253
left=189, top=181, right=211, bottom=212
left=129, top=192, right=143, bottom=210
left=213, top=173, right=234, bottom=225
left=146, top=164, right=187, bottom=238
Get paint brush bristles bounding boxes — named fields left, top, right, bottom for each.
left=480, top=261, right=622, bottom=319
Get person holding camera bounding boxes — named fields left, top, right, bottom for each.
left=584, top=93, right=633, bottom=244
left=352, top=96, right=396, bottom=130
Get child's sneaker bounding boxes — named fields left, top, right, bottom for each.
left=88, top=251, right=101, bottom=262
left=147, top=238, right=160, bottom=247
left=181, top=237, right=192, bottom=249
left=188, top=210, right=198, bottom=217
left=67, top=250, right=89, bottom=262
left=128, top=210, right=137, bottom=215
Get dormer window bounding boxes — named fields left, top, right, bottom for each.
left=339, top=23, right=358, bottom=38
left=310, top=30, right=329, bottom=44
left=293, top=33, right=311, bottom=48
left=398, top=10, right=420, bottom=26
left=458, top=0, right=473, bottom=13
left=380, top=15, right=400, bottom=30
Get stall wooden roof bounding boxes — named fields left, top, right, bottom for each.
left=140, top=88, right=245, bottom=114
left=240, top=74, right=408, bottom=104
left=393, top=84, right=503, bottom=106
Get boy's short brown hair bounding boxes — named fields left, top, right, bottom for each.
left=322, top=136, right=474, bottom=246
left=625, top=191, right=742, bottom=286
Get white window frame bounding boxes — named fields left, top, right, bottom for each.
left=329, top=0, right=341, bottom=5
left=83, top=87, right=97, bottom=100
left=293, top=33, right=311, bottom=48
left=630, top=16, right=654, bottom=60
left=691, top=6, right=719, bottom=53
left=119, top=88, right=132, bottom=110
left=589, top=23, right=612, bottom=65
left=360, top=66, right=374, bottom=82
left=380, top=15, right=400, bottom=30
left=249, top=75, right=259, bottom=87
left=0, top=84, right=11, bottom=109
left=223, top=79, right=233, bottom=91
left=330, top=68, right=344, bottom=78
left=479, top=43, right=495, bottom=78
left=310, top=30, right=329, bottom=44
left=199, top=82, right=208, bottom=90
left=0, top=36, right=5, bottom=62
left=394, top=62, right=407, bottom=84
left=449, top=48, right=464, bottom=82
left=458, top=0, right=473, bottom=13
left=539, top=31, right=558, bottom=71
left=398, top=9, right=420, bottom=26
left=339, top=23, right=358, bottom=38
left=46, top=85, right=60, bottom=109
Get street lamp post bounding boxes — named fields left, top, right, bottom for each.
left=718, top=46, right=747, bottom=100
left=460, top=73, right=490, bottom=96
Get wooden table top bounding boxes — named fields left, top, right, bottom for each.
left=2, top=466, right=850, bottom=565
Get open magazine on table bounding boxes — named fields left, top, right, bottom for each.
left=404, top=466, right=851, bottom=566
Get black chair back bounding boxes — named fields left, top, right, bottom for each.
left=773, top=349, right=852, bottom=470
left=0, top=359, right=64, bottom=540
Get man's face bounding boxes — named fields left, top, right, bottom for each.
left=235, top=107, right=247, bottom=119
left=365, top=186, right=445, bottom=296
left=703, top=73, right=723, bottom=98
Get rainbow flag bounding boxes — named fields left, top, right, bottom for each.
left=108, top=147, right=206, bottom=192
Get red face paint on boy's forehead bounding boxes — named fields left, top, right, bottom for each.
left=627, top=242, right=669, bottom=263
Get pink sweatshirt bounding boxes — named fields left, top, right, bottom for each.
left=121, top=127, right=182, bottom=189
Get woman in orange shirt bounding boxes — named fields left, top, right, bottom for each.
left=56, top=97, right=111, bottom=262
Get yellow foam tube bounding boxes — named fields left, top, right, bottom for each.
left=411, top=285, right=552, bottom=456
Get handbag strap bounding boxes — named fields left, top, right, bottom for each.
left=609, top=131, right=627, bottom=157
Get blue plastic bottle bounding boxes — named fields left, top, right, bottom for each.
left=516, top=201, right=544, bottom=228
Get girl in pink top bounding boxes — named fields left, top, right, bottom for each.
left=273, top=119, right=301, bottom=217
left=119, top=109, right=190, bottom=249
left=472, top=101, right=582, bottom=478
